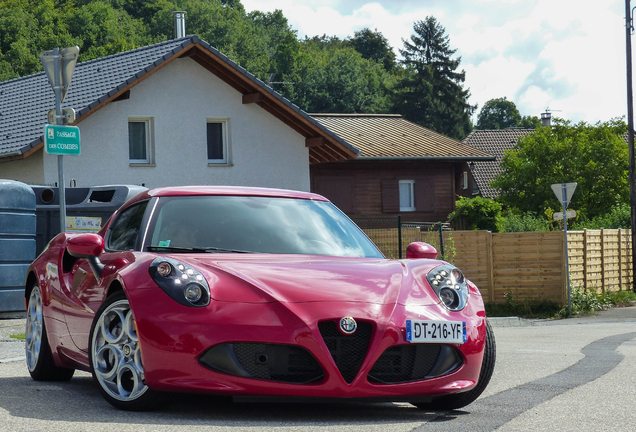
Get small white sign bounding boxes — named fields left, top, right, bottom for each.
left=553, top=210, right=577, bottom=220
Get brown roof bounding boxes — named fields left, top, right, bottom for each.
left=310, top=114, right=494, bottom=160
left=461, top=128, right=536, bottom=198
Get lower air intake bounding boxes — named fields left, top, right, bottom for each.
left=199, top=343, right=324, bottom=384
left=367, top=344, right=463, bottom=384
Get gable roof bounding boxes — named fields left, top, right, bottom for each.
left=461, top=128, right=535, bottom=198
left=0, top=35, right=358, bottom=164
left=310, top=114, right=494, bottom=161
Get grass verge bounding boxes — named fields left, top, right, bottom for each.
left=485, top=289, right=636, bottom=319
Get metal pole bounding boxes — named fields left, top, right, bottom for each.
left=53, top=47, right=66, bottom=234
left=626, top=0, right=636, bottom=292
left=438, top=223, right=445, bottom=260
left=562, top=185, right=572, bottom=316
left=398, top=215, right=402, bottom=259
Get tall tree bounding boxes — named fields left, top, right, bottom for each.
left=289, top=41, right=393, bottom=113
left=393, top=17, right=475, bottom=140
left=349, top=28, right=396, bottom=71
left=476, top=97, right=521, bottom=130
left=491, top=118, right=629, bottom=219
left=518, top=115, right=541, bottom=129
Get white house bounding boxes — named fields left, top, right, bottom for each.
left=0, top=36, right=358, bottom=191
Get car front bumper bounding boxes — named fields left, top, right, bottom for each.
left=128, top=288, right=487, bottom=400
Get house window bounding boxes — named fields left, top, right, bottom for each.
left=128, top=118, right=154, bottom=165
left=207, top=119, right=229, bottom=164
left=399, top=180, right=415, bottom=212
left=462, top=171, right=468, bottom=190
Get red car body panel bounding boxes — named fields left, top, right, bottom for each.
left=27, top=186, right=488, bottom=401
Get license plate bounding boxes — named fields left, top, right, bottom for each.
left=405, top=320, right=466, bottom=344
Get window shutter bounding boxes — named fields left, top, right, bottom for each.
left=381, top=179, right=399, bottom=213
left=415, top=178, right=435, bottom=212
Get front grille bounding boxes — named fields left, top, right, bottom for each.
left=367, top=344, right=463, bottom=384
left=199, top=343, right=324, bottom=384
left=318, top=320, right=373, bottom=383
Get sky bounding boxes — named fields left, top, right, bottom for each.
left=241, top=0, right=629, bottom=125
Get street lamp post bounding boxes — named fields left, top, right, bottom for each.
left=626, top=0, right=636, bottom=293
left=39, top=46, right=79, bottom=234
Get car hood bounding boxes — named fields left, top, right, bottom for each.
left=180, top=254, right=442, bottom=306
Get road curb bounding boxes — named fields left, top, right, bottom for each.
left=487, top=316, right=535, bottom=327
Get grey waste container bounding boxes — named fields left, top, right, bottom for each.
left=0, top=180, right=36, bottom=313
left=32, top=185, right=147, bottom=255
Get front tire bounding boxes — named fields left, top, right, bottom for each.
left=89, top=291, right=166, bottom=411
left=412, top=319, right=496, bottom=411
left=25, top=285, right=75, bottom=381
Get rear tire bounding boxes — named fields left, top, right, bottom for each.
left=25, top=285, right=75, bottom=381
left=412, top=319, right=496, bottom=411
left=89, top=290, right=167, bottom=411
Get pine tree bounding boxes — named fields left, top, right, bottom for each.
left=393, top=17, right=475, bottom=139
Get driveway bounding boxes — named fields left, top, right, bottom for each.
left=0, top=307, right=635, bottom=431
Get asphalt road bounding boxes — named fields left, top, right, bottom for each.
left=1, top=308, right=635, bottom=432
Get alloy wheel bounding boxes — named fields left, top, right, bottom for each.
left=91, top=299, right=148, bottom=402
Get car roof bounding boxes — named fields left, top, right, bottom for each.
left=125, top=186, right=330, bottom=206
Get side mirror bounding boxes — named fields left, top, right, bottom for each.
left=406, top=242, right=438, bottom=259
left=67, top=234, right=105, bottom=278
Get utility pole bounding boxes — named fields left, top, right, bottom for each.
left=626, top=1, right=636, bottom=292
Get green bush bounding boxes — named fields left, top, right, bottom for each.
left=555, top=288, right=613, bottom=318
left=571, top=203, right=631, bottom=230
left=449, top=196, right=502, bottom=232
left=486, top=289, right=636, bottom=319
left=498, top=212, right=551, bottom=232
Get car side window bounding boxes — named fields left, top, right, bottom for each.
left=107, top=201, right=148, bottom=251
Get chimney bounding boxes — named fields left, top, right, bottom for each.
left=173, top=11, right=187, bottom=39
left=541, top=111, right=551, bottom=127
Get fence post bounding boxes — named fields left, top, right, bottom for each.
left=438, top=223, right=445, bottom=260
left=601, top=228, right=605, bottom=293
left=487, top=231, right=495, bottom=303
left=619, top=228, right=623, bottom=291
left=398, top=215, right=402, bottom=259
left=583, top=228, right=588, bottom=292
left=627, top=227, right=636, bottom=291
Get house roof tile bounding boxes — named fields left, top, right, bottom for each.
left=461, top=128, right=535, bottom=198
left=0, top=36, right=357, bottom=163
left=310, top=114, right=494, bottom=161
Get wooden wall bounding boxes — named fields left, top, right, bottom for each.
left=310, top=160, right=460, bottom=222
left=451, top=231, right=566, bottom=304
left=359, top=228, right=634, bottom=306
left=567, top=229, right=633, bottom=293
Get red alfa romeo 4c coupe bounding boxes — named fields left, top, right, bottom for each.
left=25, top=186, right=495, bottom=411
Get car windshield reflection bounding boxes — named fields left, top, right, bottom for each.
left=146, top=196, right=383, bottom=258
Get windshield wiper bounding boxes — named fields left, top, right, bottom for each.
left=147, top=245, right=253, bottom=254
left=147, top=245, right=204, bottom=253
left=201, top=246, right=254, bottom=254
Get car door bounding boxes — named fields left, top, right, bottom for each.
left=63, top=201, right=149, bottom=353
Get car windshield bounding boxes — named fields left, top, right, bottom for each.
left=146, top=195, right=383, bottom=258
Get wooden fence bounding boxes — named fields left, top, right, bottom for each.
left=567, top=229, right=633, bottom=293
left=361, top=228, right=633, bottom=305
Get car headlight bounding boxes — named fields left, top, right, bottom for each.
left=426, top=264, right=469, bottom=311
left=149, top=257, right=210, bottom=307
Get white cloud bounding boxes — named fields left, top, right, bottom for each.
left=242, top=0, right=632, bottom=124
